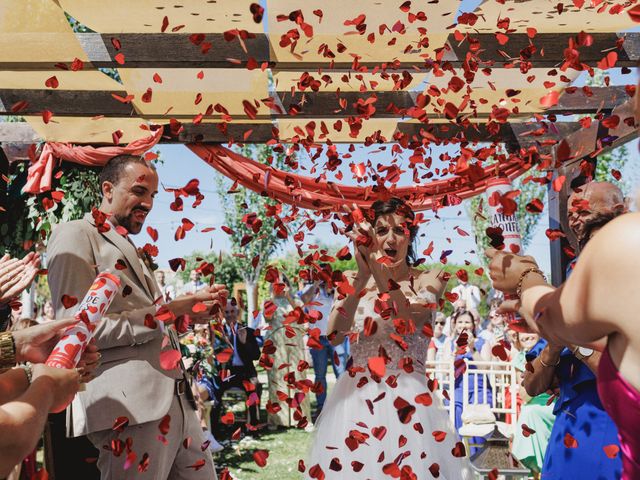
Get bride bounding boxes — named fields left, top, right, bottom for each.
left=306, top=198, right=472, bottom=479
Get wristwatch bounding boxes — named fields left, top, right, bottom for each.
left=573, top=346, right=594, bottom=361
left=0, top=331, right=16, bottom=370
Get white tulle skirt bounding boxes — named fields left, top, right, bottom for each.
left=306, top=370, right=473, bottom=479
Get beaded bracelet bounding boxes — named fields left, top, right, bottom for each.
left=516, top=267, right=547, bottom=299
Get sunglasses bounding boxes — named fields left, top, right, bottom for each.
left=435, top=321, right=446, bottom=326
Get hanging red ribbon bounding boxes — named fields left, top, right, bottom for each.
left=23, top=128, right=163, bottom=194
left=187, top=144, right=534, bottom=211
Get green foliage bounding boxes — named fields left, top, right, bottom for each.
left=215, top=144, right=299, bottom=286
left=466, top=173, right=546, bottom=266
left=177, top=250, right=243, bottom=290
left=0, top=163, right=101, bottom=257
left=594, top=144, right=631, bottom=195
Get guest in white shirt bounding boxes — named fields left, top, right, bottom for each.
left=154, top=270, right=176, bottom=302
left=181, top=269, right=206, bottom=295
left=451, top=275, right=481, bottom=311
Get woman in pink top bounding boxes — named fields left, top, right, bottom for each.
left=485, top=210, right=640, bottom=479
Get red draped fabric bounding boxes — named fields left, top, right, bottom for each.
left=187, top=144, right=535, bottom=211
left=23, top=128, right=163, bottom=194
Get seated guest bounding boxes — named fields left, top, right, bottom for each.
left=0, top=318, right=99, bottom=476
left=442, top=309, right=493, bottom=434
left=427, top=311, right=448, bottom=363
left=212, top=300, right=262, bottom=427
left=299, top=274, right=349, bottom=419
left=511, top=333, right=556, bottom=475
left=478, top=304, right=508, bottom=361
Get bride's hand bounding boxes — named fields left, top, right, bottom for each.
left=342, top=204, right=376, bottom=280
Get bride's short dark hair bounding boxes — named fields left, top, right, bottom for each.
left=370, top=197, right=419, bottom=266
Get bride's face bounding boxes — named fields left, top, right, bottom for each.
left=373, top=212, right=412, bottom=266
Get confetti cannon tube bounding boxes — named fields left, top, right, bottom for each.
left=485, top=177, right=526, bottom=328
left=46, top=272, right=121, bottom=369
left=485, top=177, right=522, bottom=254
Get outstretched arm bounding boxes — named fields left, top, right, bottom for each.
left=488, top=214, right=640, bottom=347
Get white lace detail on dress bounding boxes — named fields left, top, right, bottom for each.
left=349, top=288, right=437, bottom=373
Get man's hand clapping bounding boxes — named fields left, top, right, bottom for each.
left=0, top=252, right=40, bottom=305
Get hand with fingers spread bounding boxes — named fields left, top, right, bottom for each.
left=167, top=284, right=228, bottom=324
left=0, top=252, right=41, bottom=305
left=342, top=204, right=374, bottom=282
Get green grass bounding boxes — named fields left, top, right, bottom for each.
left=213, top=368, right=327, bottom=479
left=215, top=427, right=311, bottom=480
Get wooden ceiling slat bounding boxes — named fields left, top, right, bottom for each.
left=0, top=86, right=630, bottom=119
left=0, top=32, right=636, bottom=69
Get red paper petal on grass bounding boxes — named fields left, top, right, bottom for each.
left=253, top=449, right=269, bottom=467
left=159, top=349, right=181, bottom=370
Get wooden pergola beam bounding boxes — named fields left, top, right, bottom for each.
left=0, top=87, right=631, bottom=120
left=0, top=32, right=636, bottom=70
left=448, top=32, right=638, bottom=67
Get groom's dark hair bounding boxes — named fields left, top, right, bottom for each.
left=370, top=197, right=418, bottom=266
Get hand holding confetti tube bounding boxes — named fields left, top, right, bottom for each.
left=46, top=272, right=121, bottom=369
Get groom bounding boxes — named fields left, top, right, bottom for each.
left=47, top=154, right=226, bottom=479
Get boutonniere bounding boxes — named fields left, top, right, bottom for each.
left=138, top=244, right=159, bottom=271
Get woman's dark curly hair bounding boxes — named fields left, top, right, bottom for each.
left=369, top=197, right=419, bottom=266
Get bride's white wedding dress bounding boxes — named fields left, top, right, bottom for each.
left=307, top=290, right=472, bottom=479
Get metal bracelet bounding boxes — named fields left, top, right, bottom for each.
left=516, top=267, right=547, bottom=299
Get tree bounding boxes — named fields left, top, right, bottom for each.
left=177, top=251, right=243, bottom=291
left=215, top=144, right=299, bottom=317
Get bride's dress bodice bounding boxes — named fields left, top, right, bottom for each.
left=349, top=288, right=437, bottom=373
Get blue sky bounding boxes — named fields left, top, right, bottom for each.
left=143, top=138, right=639, bottom=277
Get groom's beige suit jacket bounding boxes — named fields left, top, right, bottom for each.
left=47, top=213, right=182, bottom=437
